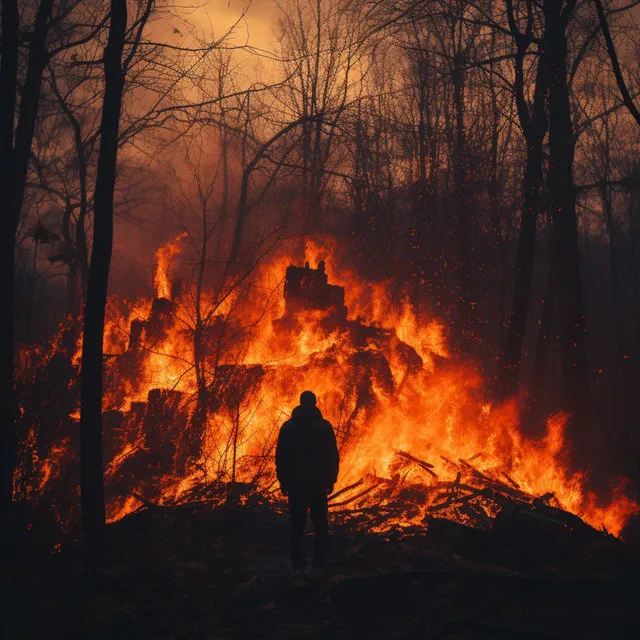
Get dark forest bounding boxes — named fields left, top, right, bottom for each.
left=4, top=0, right=640, bottom=637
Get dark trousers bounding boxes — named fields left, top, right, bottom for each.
left=288, top=489, right=329, bottom=570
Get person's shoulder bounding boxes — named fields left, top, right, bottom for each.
left=321, top=418, right=335, bottom=431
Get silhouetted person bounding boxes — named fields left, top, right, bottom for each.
left=276, top=390, right=339, bottom=573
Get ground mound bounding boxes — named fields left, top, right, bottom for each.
left=5, top=498, right=640, bottom=639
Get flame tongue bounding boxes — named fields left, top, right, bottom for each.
left=153, top=233, right=187, bottom=299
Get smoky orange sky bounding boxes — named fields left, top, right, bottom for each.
left=111, top=1, right=283, bottom=295
left=180, top=0, right=277, bottom=52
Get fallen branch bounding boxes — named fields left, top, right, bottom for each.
left=449, top=472, right=462, bottom=498
left=458, top=459, right=527, bottom=501
left=500, top=471, right=520, bottom=489
left=428, top=488, right=486, bottom=513
left=328, top=478, right=364, bottom=502
left=396, top=450, right=439, bottom=478
left=131, top=492, right=160, bottom=509
left=330, top=480, right=386, bottom=508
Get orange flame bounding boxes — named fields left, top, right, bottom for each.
left=24, top=237, right=640, bottom=538
left=153, top=233, right=187, bottom=299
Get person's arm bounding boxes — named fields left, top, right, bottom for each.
left=275, top=423, right=290, bottom=492
left=325, top=422, right=339, bottom=491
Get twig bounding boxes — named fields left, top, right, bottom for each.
left=329, top=481, right=385, bottom=507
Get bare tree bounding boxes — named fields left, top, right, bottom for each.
left=275, top=0, right=367, bottom=232
left=80, top=0, right=155, bottom=563
left=593, top=0, right=640, bottom=127
left=0, top=0, right=54, bottom=526
left=80, top=0, right=127, bottom=563
left=501, top=0, right=549, bottom=395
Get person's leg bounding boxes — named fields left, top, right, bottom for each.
left=288, top=491, right=308, bottom=570
left=309, top=490, right=329, bottom=567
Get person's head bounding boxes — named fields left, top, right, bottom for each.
left=300, top=390, right=317, bottom=406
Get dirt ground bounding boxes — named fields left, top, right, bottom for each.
left=4, top=499, right=640, bottom=639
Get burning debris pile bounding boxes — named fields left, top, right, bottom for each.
left=16, top=239, right=640, bottom=537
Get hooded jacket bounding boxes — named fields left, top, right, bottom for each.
left=275, top=404, right=339, bottom=491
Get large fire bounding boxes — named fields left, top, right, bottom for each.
left=18, top=237, right=640, bottom=537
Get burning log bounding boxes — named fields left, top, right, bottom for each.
left=439, top=455, right=458, bottom=470
left=456, top=458, right=528, bottom=501
left=330, top=479, right=387, bottom=507
left=428, top=488, right=487, bottom=513
left=459, top=501, right=493, bottom=529
left=458, top=457, right=492, bottom=482
left=500, top=471, right=520, bottom=489
left=328, top=478, right=364, bottom=502
left=395, top=450, right=438, bottom=478
left=450, top=471, right=462, bottom=496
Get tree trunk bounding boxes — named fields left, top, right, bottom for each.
left=527, top=244, right=558, bottom=431
left=61, top=203, right=78, bottom=316
left=488, top=60, right=501, bottom=322
left=229, top=116, right=313, bottom=265
left=11, top=0, right=53, bottom=222
left=218, top=59, right=230, bottom=221
left=0, top=0, right=20, bottom=523
left=80, top=0, right=127, bottom=564
left=452, top=51, right=472, bottom=344
left=502, top=137, right=545, bottom=390
left=408, top=59, right=430, bottom=302
left=52, top=73, right=89, bottom=319
left=600, top=144, right=630, bottom=464
left=0, top=0, right=52, bottom=522
left=189, top=202, right=209, bottom=461
left=627, top=185, right=640, bottom=495
left=500, top=19, right=548, bottom=395
left=70, top=106, right=89, bottom=317
left=544, top=1, right=589, bottom=463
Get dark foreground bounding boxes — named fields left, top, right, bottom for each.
left=4, top=498, right=640, bottom=639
